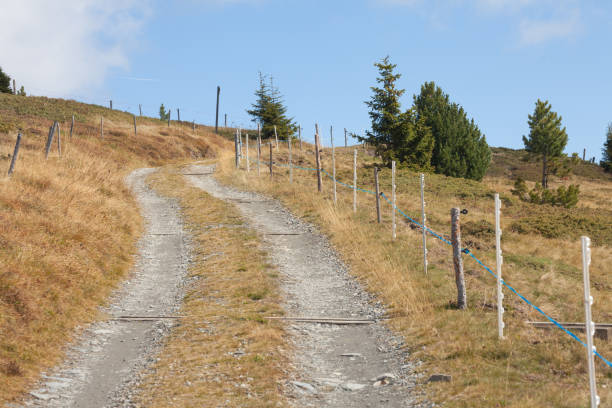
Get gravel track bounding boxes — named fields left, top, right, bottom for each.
left=186, top=164, right=429, bottom=408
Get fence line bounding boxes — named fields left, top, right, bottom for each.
left=245, top=153, right=612, bottom=370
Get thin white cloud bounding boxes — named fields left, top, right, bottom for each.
left=0, top=1, right=150, bottom=97
left=518, top=10, right=581, bottom=45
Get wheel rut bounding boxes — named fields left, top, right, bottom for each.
left=186, top=164, right=428, bottom=408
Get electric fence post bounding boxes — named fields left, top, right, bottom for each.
left=314, top=124, right=322, bottom=192
left=420, top=174, right=428, bottom=275
left=353, top=149, right=357, bottom=213
left=495, top=193, right=505, bottom=339
left=288, top=134, right=293, bottom=184
left=582, top=236, right=600, bottom=408
left=257, top=123, right=261, bottom=176
left=391, top=161, right=396, bottom=240
left=331, top=126, right=336, bottom=204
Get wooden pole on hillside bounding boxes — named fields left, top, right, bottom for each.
left=314, top=124, right=322, bottom=192
left=495, top=193, right=504, bottom=339
left=224, top=114, right=227, bottom=128
left=139, top=104, right=142, bottom=116
left=353, top=149, right=357, bottom=213
left=70, top=115, right=75, bottom=140
left=269, top=143, right=273, bottom=177
left=177, top=108, right=180, bottom=122
left=7, top=133, right=22, bottom=176
left=133, top=115, right=137, bottom=137
left=374, top=167, right=381, bottom=223
left=45, top=124, right=55, bottom=159
left=100, top=117, right=104, bottom=139
left=167, top=110, right=171, bottom=127
left=110, top=100, right=113, bottom=110
left=274, top=125, right=279, bottom=150
left=288, top=134, right=293, bottom=183
left=331, top=126, right=336, bottom=204
left=420, top=174, right=428, bottom=275
left=299, top=126, right=302, bottom=150
left=257, top=123, right=261, bottom=176
left=246, top=134, right=250, bottom=173
left=12, top=80, right=16, bottom=95
left=344, top=128, right=347, bottom=147
left=192, top=120, right=195, bottom=132
left=215, top=86, right=220, bottom=134
left=451, top=208, right=466, bottom=310
left=391, top=161, right=396, bottom=240
left=56, top=123, right=61, bottom=157
left=234, top=129, right=239, bottom=169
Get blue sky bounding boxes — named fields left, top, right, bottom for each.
left=2, top=0, right=611, bottom=159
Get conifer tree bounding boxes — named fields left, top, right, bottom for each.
left=247, top=72, right=296, bottom=140
left=362, top=57, right=433, bottom=169
left=523, top=99, right=568, bottom=188
left=602, top=123, right=612, bottom=172
left=0, top=67, right=11, bottom=94
left=413, top=82, right=490, bottom=180
left=159, top=103, right=169, bottom=121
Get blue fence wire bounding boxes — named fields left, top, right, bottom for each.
left=247, top=154, right=611, bottom=368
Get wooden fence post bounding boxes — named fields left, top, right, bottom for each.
left=495, top=193, right=504, bottom=339
left=288, top=134, right=293, bottom=183
left=100, top=117, right=104, bottom=139
left=234, top=129, right=239, bottom=169
left=581, top=236, right=600, bottom=408
left=391, top=161, right=396, bottom=239
left=299, top=126, right=302, bottom=150
left=274, top=125, right=279, bottom=150
left=420, top=174, right=428, bottom=275
left=451, top=208, right=466, bottom=310
left=314, top=124, right=322, bottom=192
left=257, top=123, right=261, bottom=176
left=224, top=113, right=227, bottom=128
left=110, top=100, right=113, bottom=110
left=45, top=123, right=55, bottom=159
left=331, top=126, right=336, bottom=204
left=344, top=128, right=347, bottom=147
left=353, top=149, right=357, bottom=213
left=177, top=108, right=180, bottom=122
left=374, top=167, right=381, bottom=223
left=215, top=86, right=220, bottom=134
left=133, top=115, right=137, bottom=137
left=56, top=123, right=61, bottom=157
left=139, top=104, right=142, bottom=116
left=70, top=115, right=75, bottom=140
left=192, top=120, right=195, bottom=132
left=269, top=143, right=273, bottom=177
left=7, top=133, right=22, bottom=176
left=246, top=134, right=250, bottom=173
left=167, top=109, right=171, bottom=127
left=12, top=79, right=16, bottom=95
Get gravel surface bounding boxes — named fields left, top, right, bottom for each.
left=17, top=168, right=191, bottom=408
left=187, top=164, right=430, bottom=408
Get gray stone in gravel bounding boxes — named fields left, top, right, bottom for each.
left=428, top=374, right=452, bottom=383
left=341, top=383, right=367, bottom=391
left=291, top=381, right=318, bottom=394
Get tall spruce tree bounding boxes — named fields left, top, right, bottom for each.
left=159, top=103, right=169, bottom=121
left=247, top=72, right=296, bottom=140
left=601, top=123, right=612, bottom=172
left=413, top=82, right=490, bottom=180
left=523, top=99, right=568, bottom=188
left=363, top=57, right=433, bottom=169
left=0, top=67, right=11, bottom=94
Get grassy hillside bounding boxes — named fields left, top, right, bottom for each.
left=0, top=93, right=229, bottom=403
left=216, top=141, right=611, bottom=407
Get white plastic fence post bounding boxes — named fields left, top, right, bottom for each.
left=353, top=149, right=357, bottom=213
left=420, top=173, right=428, bottom=275
left=582, top=236, right=600, bottom=408
left=274, top=125, right=279, bottom=150
left=331, top=126, right=336, bottom=204
left=392, top=161, right=396, bottom=240
left=246, top=134, right=250, bottom=173
left=288, top=135, right=293, bottom=184
left=495, top=193, right=505, bottom=339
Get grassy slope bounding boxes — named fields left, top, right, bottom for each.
left=215, top=142, right=611, bottom=407
left=136, top=166, right=288, bottom=407
left=0, top=93, right=229, bottom=403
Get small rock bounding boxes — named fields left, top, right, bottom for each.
left=372, top=373, right=396, bottom=382
left=428, top=374, right=452, bottom=383
left=340, top=353, right=362, bottom=358
left=29, top=391, right=54, bottom=401
left=341, top=383, right=366, bottom=391
left=291, top=381, right=317, bottom=394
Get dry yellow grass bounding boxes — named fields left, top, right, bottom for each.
left=135, top=166, right=288, bottom=407
left=0, top=93, right=229, bottom=404
left=215, top=142, right=611, bottom=407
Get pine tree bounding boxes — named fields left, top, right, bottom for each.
left=523, top=99, right=568, bottom=188
left=18, top=86, right=26, bottom=96
left=413, top=82, right=491, bottom=180
left=247, top=73, right=296, bottom=140
left=0, top=67, right=11, bottom=94
left=602, top=123, right=612, bottom=172
left=159, top=103, right=169, bottom=121
left=362, top=57, right=434, bottom=169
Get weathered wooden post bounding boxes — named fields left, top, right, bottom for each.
left=56, top=123, right=61, bottom=157
left=495, top=193, right=504, bottom=339
left=269, top=143, right=273, bottom=177
left=257, top=123, right=261, bottom=176
left=331, top=126, right=336, bottom=204
left=288, top=134, right=293, bottom=183
left=139, top=104, right=142, bottom=116
left=133, top=115, right=137, bottom=137
left=583, top=148, right=586, bottom=161
left=215, top=86, right=220, bottom=134
left=109, top=100, right=113, bottom=110
left=234, top=129, right=239, bottom=169
left=374, top=167, right=381, bottom=223
left=167, top=109, right=171, bottom=127
left=391, top=161, right=396, bottom=240
left=45, top=123, right=55, bottom=159
left=314, top=124, right=322, bottom=192
left=581, top=236, right=600, bottom=408
left=451, top=208, right=466, bottom=310
left=274, top=125, right=279, bottom=150
left=192, top=120, right=195, bottom=132
left=344, top=128, right=347, bottom=147
left=177, top=108, right=180, bottom=122
left=246, top=134, right=250, bottom=173
left=353, top=149, right=357, bottom=213
left=420, top=174, right=428, bottom=275
left=12, top=79, right=16, bottom=95
left=238, top=127, right=242, bottom=159
left=299, top=126, right=302, bottom=150
left=7, top=133, right=22, bottom=176
left=70, top=115, right=75, bottom=140
left=100, top=117, right=104, bottom=139
left=224, top=113, right=227, bottom=128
